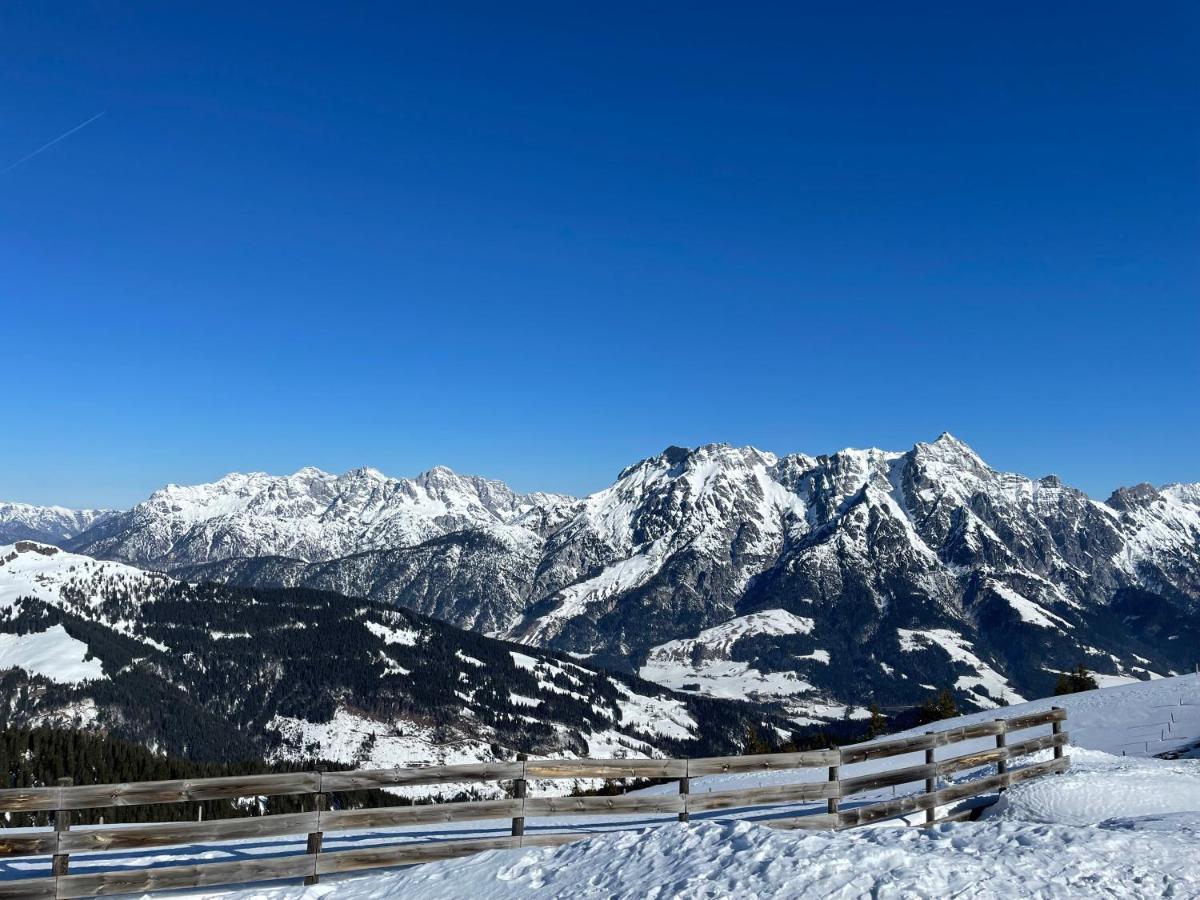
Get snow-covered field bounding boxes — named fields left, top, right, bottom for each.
left=2, top=675, right=1197, bottom=898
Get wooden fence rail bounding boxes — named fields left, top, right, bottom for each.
left=0, top=707, right=1069, bottom=899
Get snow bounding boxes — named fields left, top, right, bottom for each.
left=73, top=465, right=576, bottom=567
left=0, top=542, right=171, bottom=652
left=988, top=580, right=1074, bottom=631
left=897, top=627, right=1026, bottom=706
left=0, top=503, right=115, bottom=542
left=265, top=709, right=505, bottom=794
left=0, top=625, right=103, bottom=683
left=614, top=683, right=697, bottom=742
left=363, top=621, right=420, bottom=646
left=987, top=749, right=1200, bottom=826
left=219, top=811, right=1200, bottom=899
left=639, top=610, right=818, bottom=701
left=509, top=651, right=539, bottom=671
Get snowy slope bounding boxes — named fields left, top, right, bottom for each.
left=221, top=807, right=1200, bottom=899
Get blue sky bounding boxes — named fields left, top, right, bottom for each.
left=2, top=3, right=1196, bottom=508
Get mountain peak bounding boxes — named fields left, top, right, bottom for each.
left=913, top=432, right=987, bottom=467
left=931, top=431, right=975, bottom=452
left=419, top=464, right=460, bottom=479
left=341, top=465, right=387, bottom=481
left=1107, top=482, right=1162, bottom=511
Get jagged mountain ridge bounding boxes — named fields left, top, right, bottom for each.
left=0, top=541, right=774, bottom=771
left=0, top=502, right=116, bottom=545
left=48, top=436, right=1200, bottom=719
left=67, top=465, right=576, bottom=571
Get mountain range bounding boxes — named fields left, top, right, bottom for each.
left=0, top=502, right=115, bottom=545
left=4, top=434, right=1198, bottom=725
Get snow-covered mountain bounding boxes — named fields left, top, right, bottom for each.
left=0, top=502, right=116, bottom=544
left=67, top=465, right=576, bottom=570
left=0, top=541, right=774, bottom=768
left=56, top=436, right=1200, bottom=721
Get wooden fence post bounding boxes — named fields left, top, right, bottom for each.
left=511, top=753, right=527, bottom=839
left=1052, top=707, right=1065, bottom=765
left=923, top=733, right=936, bottom=825
left=303, top=792, right=326, bottom=886
left=677, top=770, right=690, bottom=823
left=995, top=719, right=1008, bottom=791
left=52, top=777, right=72, bottom=877
left=827, top=761, right=839, bottom=820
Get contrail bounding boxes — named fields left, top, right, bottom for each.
left=2, top=111, right=106, bottom=174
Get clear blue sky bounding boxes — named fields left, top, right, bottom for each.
left=2, top=3, right=1197, bottom=508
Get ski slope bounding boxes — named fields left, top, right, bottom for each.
left=0, top=675, right=1196, bottom=897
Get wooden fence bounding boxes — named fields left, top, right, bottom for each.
left=0, top=707, right=1069, bottom=898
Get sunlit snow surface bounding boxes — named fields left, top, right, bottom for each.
left=0, top=624, right=102, bottom=684
left=640, top=609, right=818, bottom=701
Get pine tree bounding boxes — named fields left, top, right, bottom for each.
left=1055, top=664, right=1099, bottom=695
left=743, top=724, right=773, bottom=755
left=866, top=702, right=886, bottom=738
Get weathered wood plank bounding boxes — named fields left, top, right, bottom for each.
left=55, top=853, right=315, bottom=899
left=523, top=758, right=687, bottom=779
left=762, top=812, right=840, bottom=831
left=935, top=772, right=1007, bottom=805
left=933, top=720, right=1005, bottom=747
left=59, top=811, right=319, bottom=853
left=1004, top=707, right=1066, bottom=733
left=58, top=772, right=321, bottom=811
left=0, top=831, right=57, bottom=857
left=936, top=745, right=1007, bottom=776
left=0, top=786, right=61, bottom=813
left=1007, top=756, right=1070, bottom=786
left=840, top=763, right=936, bottom=797
left=319, top=761, right=523, bottom=792
left=837, top=734, right=935, bottom=766
left=686, top=779, right=837, bottom=813
left=686, top=749, right=838, bottom=777
left=838, top=791, right=938, bottom=828
left=315, top=836, right=521, bottom=875
left=0, top=876, right=57, bottom=899
left=321, top=799, right=522, bottom=831
left=838, top=710, right=1063, bottom=766
left=524, top=793, right=684, bottom=817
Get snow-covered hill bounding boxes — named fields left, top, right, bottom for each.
left=0, top=502, right=115, bottom=544
left=0, top=541, right=776, bottom=769
left=29, top=435, right=1200, bottom=720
